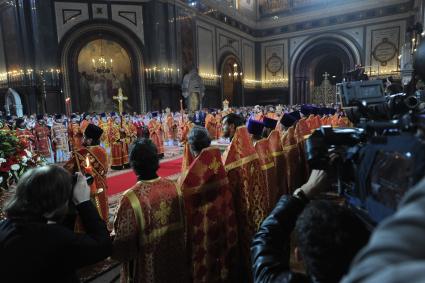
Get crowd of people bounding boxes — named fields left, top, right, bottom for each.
left=0, top=103, right=343, bottom=165
left=1, top=102, right=365, bottom=283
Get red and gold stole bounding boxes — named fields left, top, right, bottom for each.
left=295, top=118, right=311, bottom=183
left=110, top=123, right=125, bottom=168
left=215, top=114, right=222, bottom=140
left=181, top=142, right=194, bottom=173
left=179, top=147, right=238, bottom=283
left=281, top=127, right=303, bottom=193
left=205, top=113, right=216, bottom=140
left=254, top=138, right=277, bottom=211
left=64, top=146, right=109, bottom=221
left=148, top=120, right=164, bottom=154
left=34, top=124, right=51, bottom=157
left=115, top=178, right=188, bottom=283
left=222, top=126, right=267, bottom=283
left=268, top=130, right=287, bottom=197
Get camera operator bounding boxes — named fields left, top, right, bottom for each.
left=0, top=165, right=112, bottom=283
left=251, top=170, right=370, bottom=283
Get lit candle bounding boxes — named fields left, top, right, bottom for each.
left=84, top=156, right=96, bottom=194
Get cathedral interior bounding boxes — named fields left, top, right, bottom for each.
left=2, top=1, right=425, bottom=283
left=0, top=0, right=423, bottom=115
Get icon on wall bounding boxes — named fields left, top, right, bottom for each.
left=372, top=38, right=398, bottom=66
left=266, top=53, right=283, bottom=76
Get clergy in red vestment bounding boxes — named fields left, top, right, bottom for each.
left=68, top=114, right=83, bottom=151
left=215, top=111, right=223, bottom=140
left=80, top=113, right=91, bottom=133
left=64, top=124, right=109, bottom=226
left=163, top=108, right=176, bottom=146
left=113, top=139, right=188, bottom=283
left=33, top=115, right=52, bottom=159
left=15, top=118, right=36, bottom=152
left=205, top=110, right=217, bottom=140
left=281, top=126, right=304, bottom=193
left=148, top=112, right=164, bottom=157
left=267, top=129, right=286, bottom=196
left=179, top=126, right=239, bottom=282
left=255, top=137, right=278, bottom=211
left=222, top=125, right=268, bottom=283
left=110, top=115, right=129, bottom=170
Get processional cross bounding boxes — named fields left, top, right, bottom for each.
left=322, top=72, right=330, bottom=80
left=113, top=88, right=128, bottom=115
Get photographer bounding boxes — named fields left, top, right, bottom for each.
left=0, top=165, right=112, bottom=283
left=251, top=170, right=370, bottom=283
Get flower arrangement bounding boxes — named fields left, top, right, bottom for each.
left=0, top=128, right=45, bottom=191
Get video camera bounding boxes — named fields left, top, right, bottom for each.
left=305, top=41, right=425, bottom=226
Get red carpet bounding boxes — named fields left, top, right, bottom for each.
left=106, top=157, right=182, bottom=196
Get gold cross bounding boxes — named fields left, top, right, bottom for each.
left=154, top=201, right=172, bottom=225
left=113, top=88, right=128, bottom=115
left=322, top=72, right=330, bottom=80
left=208, top=157, right=221, bottom=174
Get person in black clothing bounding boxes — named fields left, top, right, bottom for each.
left=0, top=165, right=112, bottom=283
left=222, top=113, right=245, bottom=140
left=251, top=170, right=370, bottom=283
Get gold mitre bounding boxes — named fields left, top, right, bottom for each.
left=276, top=104, right=283, bottom=114
left=223, top=99, right=229, bottom=110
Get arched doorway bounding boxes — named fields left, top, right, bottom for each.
left=60, top=23, right=146, bottom=113
left=220, top=55, right=244, bottom=107
left=77, top=39, right=133, bottom=113
left=4, top=88, right=23, bottom=117
left=290, top=34, right=361, bottom=104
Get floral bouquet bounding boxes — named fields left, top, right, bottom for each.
left=0, top=129, right=45, bottom=191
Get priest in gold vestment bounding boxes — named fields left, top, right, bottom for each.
left=179, top=126, right=239, bottom=282
left=113, top=139, right=188, bottom=283
left=64, top=124, right=109, bottom=224
left=222, top=120, right=268, bottom=282
left=148, top=112, right=164, bottom=157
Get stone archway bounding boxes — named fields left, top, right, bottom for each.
left=182, top=69, right=205, bottom=112
left=4, top=88, right=23, bottom=117
left=290, top=33, right=361, bottom=104
left=59, top=22, right=146, bottom=112
left=219, top=54, right=244, bottom=107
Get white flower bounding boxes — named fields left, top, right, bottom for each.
left=21, top=156, right=28, bottom=164
left=0, top=176, right=3, bottom=184
left=0, top=158, right=6, bottom=164
left=11, top=164, right=20, bottom=171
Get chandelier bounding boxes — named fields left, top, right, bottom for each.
left=91, top=39, right=113, bottom=74
left=228, top=63, right=242, bottom=78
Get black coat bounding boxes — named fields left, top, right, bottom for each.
left=0, top=201, right=112, bottom=283
left=251, top=196, right=311, bottom=283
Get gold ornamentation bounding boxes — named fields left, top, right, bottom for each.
left=154, top=201, right=172, bottom=225
left=208, top=157, right=221, bottom=174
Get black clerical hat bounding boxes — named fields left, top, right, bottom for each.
left=247, top=119, right=264, bottom=136
left=263, top=117, right=278, bottom=129
left=84, top=124, right=104, bottom=141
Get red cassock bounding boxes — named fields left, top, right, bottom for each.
left=181, top=142, right=194, bottom=173
left=255, top=138, right=278, bottom=211
left=267, top=130, right=287, bottom=196
left=179, top=147, right=239, bottom=283
left=281, top=126, right=303, bottom=193
left=64, top=146, right=109, bottom=227
left=33, top=124, right=51, bottom=158
left=148, top=120, right=164, bottom=155
left=222, top=126, right=268, bottom=283
left=113, top=177, right=188, bottom=283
